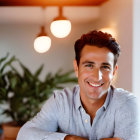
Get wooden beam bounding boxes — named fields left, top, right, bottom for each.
left=0, top=0, right=109, bottom=6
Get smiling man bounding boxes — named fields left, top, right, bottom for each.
left=73, top=44, right=117, bottom=125
left=17, top=30, right=139, bottom=140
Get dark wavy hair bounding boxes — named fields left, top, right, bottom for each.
left=74, top=30, right=121, bottom=67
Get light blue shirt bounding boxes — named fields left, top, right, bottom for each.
left=17, top=85, right=140, bottom=140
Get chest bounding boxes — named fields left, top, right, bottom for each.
left=58, top=106, right=116, bottom=139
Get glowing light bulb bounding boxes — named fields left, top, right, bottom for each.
left=50, top=20, right=71, bottom=38
left=34, top=36, right=51, bottom=53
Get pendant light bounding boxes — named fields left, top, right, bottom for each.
left=34, top=7, right=51, bottom=53
left=50, top=6, right=71, bottom=38
left=34, top=26, right=51, bottom=53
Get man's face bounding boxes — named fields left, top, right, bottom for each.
left=74, top=45, right=117, bottom=102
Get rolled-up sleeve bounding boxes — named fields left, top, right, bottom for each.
left=16, top=94, right=68, bottom=140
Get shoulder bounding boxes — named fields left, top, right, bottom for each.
left=48, top=85, right=80, bottom=108
left=112, top=88, right=139, bottom=112
left=52, top=85, right=79, bottom=100
left=42, top=85, right=80, bottom=113
left=113, top=88, right=136, bottom=103
left=112, top=88, right=140, bottom=139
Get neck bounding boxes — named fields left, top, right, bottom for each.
left=80, top=92, right=107, bottom=116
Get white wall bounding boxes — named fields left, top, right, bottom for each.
left=0, top=22, right=96, bottom=80
left=133, top=0, right=140, bottom=99
left=0, top=22, right=97, bottom=122
left=95, top=0, right=133, bottom=91
left=0, top=8, right=100, bottom=122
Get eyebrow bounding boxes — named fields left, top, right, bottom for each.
left=82, top=61, right=95, bottom=65
left=102, top=63, right=111, bottom=67
left=82, top=61, right=112, bottom=68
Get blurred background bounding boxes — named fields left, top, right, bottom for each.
left=0, top=0, right=140, bottom=126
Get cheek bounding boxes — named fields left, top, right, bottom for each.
left=108, top=72, right=114, bottom=81
left=103, top=71, right=114, bottom=81
left=78, top=69, right=90, bottom=80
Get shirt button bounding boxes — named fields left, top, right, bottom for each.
left=85, top=119, right=88, bottom=123
left=81, top=108, right=84, bottom=112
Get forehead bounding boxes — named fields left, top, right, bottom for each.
left=80, top=45, right=114, bottom=64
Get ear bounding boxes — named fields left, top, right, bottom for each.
left=113, top=64, right=118, bottom=76
left=111, top=65, right=118, bottom=85
left=73, top=59, right=79, bottom=77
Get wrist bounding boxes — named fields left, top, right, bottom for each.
left=64, top=135, right=88, bottom=140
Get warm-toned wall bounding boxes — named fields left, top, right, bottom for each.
left=133, top=0, right=140, bottom=98
left=0, top=22, right=98, bottom=122
left=97, top=0, right=133, bottom=92
left=0, top=0, right=137, bottom=122
left=0, top=1, right=134, bottom=92
left=0, top=22, right=96, bottom=80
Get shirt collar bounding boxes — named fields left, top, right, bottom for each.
left=74, top=85, right=82, bottom=110
left=103, top=86, right=114, bottom=110
left=74, top=85, right=114, bottom=110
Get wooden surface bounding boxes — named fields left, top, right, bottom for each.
left=0, top=137, right=16, bottom=140
left=0, top=135, right=16, bottom=140
left=0, top=138, right=15, bottom=140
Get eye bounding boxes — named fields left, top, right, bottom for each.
left=85, top=64, right=93, bottom=68
left=102, top=65, right=111, bottom=70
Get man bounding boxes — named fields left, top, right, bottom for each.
left=17, top=30, right=139, bottom=140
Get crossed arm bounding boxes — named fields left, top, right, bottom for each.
left=17, top=92, right=139, bottom=140
left=64, top=135, right=123, bottom=140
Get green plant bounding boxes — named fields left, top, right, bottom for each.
left=0, top=54, right=77, bottom=126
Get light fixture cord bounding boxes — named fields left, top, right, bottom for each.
left=42, top=6, right=46, bottom=26
left=59, top=6, right=62, bottom=18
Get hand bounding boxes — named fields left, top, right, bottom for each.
left=100, top=138, right=123, bottom=140
left=64, top=135, right=88, bottom=140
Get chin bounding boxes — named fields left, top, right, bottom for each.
left=87, top=93, right=101, bottom=100
left=87, top=91, right=106, bottom=100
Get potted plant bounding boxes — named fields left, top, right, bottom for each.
left=0, top=54, right=77, bottom=139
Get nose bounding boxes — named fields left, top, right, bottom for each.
left=92, top=69, right=102, bottom=82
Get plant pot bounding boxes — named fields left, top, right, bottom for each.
left=2, top=122, right=20, bottom=139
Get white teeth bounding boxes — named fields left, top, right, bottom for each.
left=88, top=82, right=102, bottom=87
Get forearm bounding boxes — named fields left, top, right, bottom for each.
left=64, top=135, right=88, bottom=140
left=17, top=122, right=67, bottom=140
left=100, top=138, right=123, bottom=140
left=64, top=136, right=123, bottom=140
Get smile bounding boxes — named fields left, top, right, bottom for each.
left=88, top=82, right=104, bottom=87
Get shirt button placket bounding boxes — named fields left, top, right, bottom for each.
left=85, top=119, right=88, bottom=123
left=81, top=108, right=84, bottom=112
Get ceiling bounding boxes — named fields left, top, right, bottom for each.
left=0, top=0, right=109, bottom=24
left=0, top=0, right=109, bottom=6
